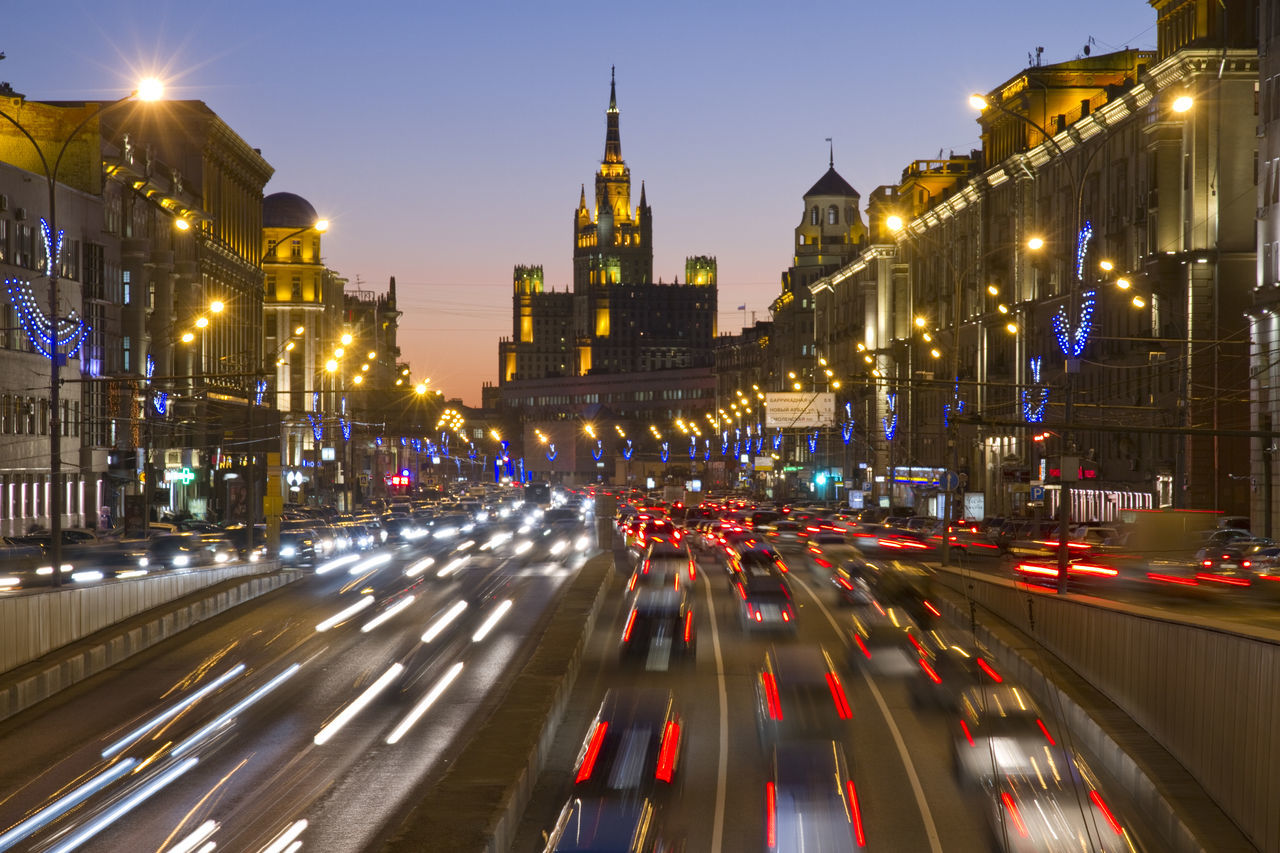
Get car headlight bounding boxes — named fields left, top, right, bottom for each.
left=138, top=557, right=149, bottom=567
left=280, top=546, right=297, bottom=558
left=173, top=555, right=189, bottom=567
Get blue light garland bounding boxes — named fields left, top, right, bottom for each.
left=622, top=439, right=634, bottom=461
left=5, top=220, right=90, bottom=361
left=807, top=431, right=818, bottom=453
left=772, top=430, right=782, bottom=451
left=943, top=380, right=966, bottom=429
left=592, top=440, right=604, bottom=461
left=306, top=413, right=323, bottom=441
left=659, top=441, right=669, bottom=463
left=882, top=392, right=898, bottom=442
left=340, top=417, right=351, bottom=441
left=688, top=436, right=697, bottom=460
left=546, top=443, right=558, bottom=462
left=255, top=379, right=267, bottom=406
left=1021, top=356, right=1049, bottom=423
left=1074, top=220, right=1092, bottom=281
left=703, top=438, right=711, bottom=461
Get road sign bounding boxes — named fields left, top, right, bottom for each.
left=1030, top=484, right=1045, bottom=502
left=942, top=471, right=961, bottom=491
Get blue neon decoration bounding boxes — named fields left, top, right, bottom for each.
left=340, top=417, right=351, bottom=441
left=375, top=436, right=383, bottom=447
left=312, top=391, right=320, bottom=412
left=943, top=380, right=966, bottom=429
left=753, top=435, right=764, bottom=454
left=255, top=379, right=267, bottom=406
left=306, top=413, right=323, bottom=441
left=882, top=392, right=898, bottom=442
left=622, top=439, right=634, bottom=461
left=733, top=441, right=741, bottom=457
left=546, top=443, right=557, bottom=462
left=703, top=438, right=711, bottom=461
left=1052, top=221, right=1098, bottom=358
left=807, top=430, right=818, bottom=453
left=468, top=442, right=477, bottom=460
left=501, top=439, right=510, bottom=459
left=772, top=429, right=783, bottom=451
left=592, top=440, right=604, bottom=461
left=1022, top=356, right=1050, bottom=423
left=688, top=436, right=697, bottom=459
left=5, top=220, right=90, bottom=360
left=412, top=438, right=422, bottom=452
left=660, top=441, right=669, bottom=463
left=1074, top=220, right=1093, bottom=281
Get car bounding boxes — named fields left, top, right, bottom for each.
left=619, top=588, right=696, bottom=669
left=760, top=520, right=806, bottom=547
left=755, top=645, right=853, bottom=745
left=570, top=688, right=684, bottom=800
left=953, top=681, right=1058, bottom=786
left=631, top=540, right=697, bottom=591
left=145, top=533, right=215, bottom=571
left=195, top=532, right=239, bottom=565
left=767, top=740, right=866, bottom=852
left=905, top=632, right=1002, bottom=710
left=847, top=608, right=922, bottom=677
left=982, top=764, right=1135, bottom=852
left=733, top=563, right=796, bottom=631
left=542, top=797, right=679, bottom=853
left=277, top=531, right=318, bottom=567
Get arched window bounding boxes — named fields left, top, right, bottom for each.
left=827, top=205, right=839, bottom=225
left=810, top=206, right=819, bottom=226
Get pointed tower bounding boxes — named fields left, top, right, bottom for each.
left=573, top=68, right=653, bottom=292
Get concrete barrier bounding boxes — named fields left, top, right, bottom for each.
left=0, top=561, right=280, bottom=675
left=382, top=550, right=616, bottom=853
left=0, top=569, right=297, bottom=724
left=934, top=568, right=1265, bottom=852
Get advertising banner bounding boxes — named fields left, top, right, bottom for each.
left=764, top=392, right=836, bottom=428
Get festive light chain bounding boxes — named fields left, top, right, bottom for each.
left=1074, top=221, right=1093, bottom=281
left=1051, top=289, right=1097, bottom=358
left=1021, top=356, right=1049, bottom=423
left=621, top=439, right=634, bottom=461
left=592, top=440, right=604, bottom=461
left=306, top=413, right=323, bottom=441
left=255, top=379, right=267, bottom=406
left=807, top=431, right=818, bottom=453
left=6, top=280, right=90, bottom=358
left=882, top=392, right=898, bottom=442
left=659, top=441, right=669, bottom=463
left=546, top=443, right=558, bottom=462
left=153, top=390, right=168, bottom=416
left=340, top=417, right=352, bottom=440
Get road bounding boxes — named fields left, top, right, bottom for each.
left=0, top=522, right=589, bottom=853
left=513, top=541, right=1008, bottom=852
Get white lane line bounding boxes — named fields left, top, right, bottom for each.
left=790, top=574, right=944, bottom=853
left=701, top=562, right=728, bottom=853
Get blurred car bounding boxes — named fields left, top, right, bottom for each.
left=829, top=563, right=875, bottom=606
left=760, top=520, right=806, bottom=547
left=277, top=531, right=317, bottom=568
left=1193, top=527, right=1254, bottom=561
left=755, top=644, right=853, bottom=745
left=619, top=588, right=696, bottom=669
left=543, top=797, right=679, bottom=853
left=571, top=688, right=684, bottom=800
left=847, top=608, right=921, bottom=677
left=1195, top=537, right=1275, bottom=589
left=905, top=632, right=1004, bottom=711
left=953, top=681, right=1058, bottom=786
left=195, top=532, right=239, bottom=565
left=146, top=533, right=214, bottom=571
left=733, top=567, right=796, bottom=632
left=630, top=541, right=696, bottom=592
left=767, top=740, right=866, bottom=852
left=805, top=532, right=859, bottom=572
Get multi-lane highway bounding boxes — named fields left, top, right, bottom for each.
left=0, top=519, right=590, bottom=853
left=512, top=537, right=1160, bottom=852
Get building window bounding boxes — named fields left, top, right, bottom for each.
left=810, top=207, right=819, bottom=226
left=291, top=276, right=302, bottom=300
left=291, top=239, right=301, bottom=259
left=827, top=205, right=838, bottom=225
left=123, top=336, right=131, bottom=372
left=122, top=270, right=131, bottom=304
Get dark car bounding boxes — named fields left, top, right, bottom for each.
left=571, top=687, right=684, bottom=800
left=543, top=797, right=678, bottom=853
left=619, top=588, right=696, bottom=669
left=146, top=533, right=214, bottom=571
left=755, top=644, right=853, bottom=745
left=633, top=539, right=697, bottom=589
left=767, top=740, right=866, bottom=852
left=730, top=554, right=796, bottom=631
left=277, top=531, right=317, bottom=568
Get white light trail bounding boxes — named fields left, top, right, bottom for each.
left=315, top=553, right=360, bottom=575
left=313, top=664, right=404, bottom=746
left=514, top=540, right=533, bottom=555
left=403, top=556, right=435, bottom=578
left=0, top=758, right=137, bottom=852
left=349, top=553, right=392, bottom=575
left=173, top=664, right=302, bottom=757
left=47, top=757, right=198, bottom=853
left=454, top=539, right=475, bottom=552
left=421, top=600, right=468, bottom=643
left=385, top=661, right=464, bottom=744
left=166, top=819, right=219, bottom=853
left=471, top=599, right=514, bottom=642
left=315, top=595, right=375, bottom=632
left=436, top=557, right=468, bottom=578
left=71, top=570, right=104, bottom=583
left=103, top=663, right=247, bottom=758
left=479, top=531, right=512, bottom=551
left=258, top=819, right=307, bottom=853
left=361, top=595, right=416, bottom=633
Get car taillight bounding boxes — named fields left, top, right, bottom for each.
left=1089, top=790, right=1123, bottom=834
left=781, top=608, right=791, bottom=622
left=854, top=635, right=871, bottom=659
left=976, top=658, right=1003, bottom=682
left=835, top=575, right=853, bottom=590
left=765, top=781, right=777, bottom=848
left=688, top=559, right=696, bottom=581
left=761, top=672, right=783, bottom=720
left=621, top=608, right=637, bottom=643
left=1243, top=560, right=1252, bottom=569
left=627, top=574, right=637, bottom=592
left=674, top=573, right=679, bottom=591
left=1202, top=559, right=1213, bottom=568
left=655, top=720, right=680, bottom=782
left=575, top=721, right=608, bottom=783
left=959, top=719, right=975, bottom=747
left=683, top=610, right=694, bottom=643
left=736, top=582, right=746, bottom=600
left=1036, top=718, right=1056, bottom=746
left=1001, top=792, right=1029, bottom=838
left=923, top=600, right=941, bottom=617
left=826, top=672, right=852, bottom=718
left=846, top=779, right=866, bottom=847
left=919, top=658, right=942, bottom=684
left=642, top=559, right=650, bottom=574
left=754, top=608, right=764, bottom=622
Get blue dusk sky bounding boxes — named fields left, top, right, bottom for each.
left=4, top=1, right=1157, bottom=405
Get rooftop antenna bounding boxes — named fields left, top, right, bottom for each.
left=825, top=137, right=833, bottom=168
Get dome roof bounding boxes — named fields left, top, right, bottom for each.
left=263, top=192, right=319, bottom=228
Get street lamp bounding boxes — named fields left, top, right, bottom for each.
left=0, top=79, right=163, bottom=584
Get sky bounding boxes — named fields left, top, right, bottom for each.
left=5, top=1, right=1158, bottom=406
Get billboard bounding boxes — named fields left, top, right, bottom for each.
left=764, top=392, right=836, bottom=429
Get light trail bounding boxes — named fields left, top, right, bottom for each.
left=102, top=663, right=247, bottom=758
left=421, top=601, right=468, bottom=643
left=313, top=664, right=404, bottom=746
left=315, top=595, right=375, bottom=632
left=471, top=599, right=514, bottom=642
left=385, top=661, right=465, bottom=744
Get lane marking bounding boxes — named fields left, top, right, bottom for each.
left=701, top=561, right=729, bottom=853
left=790, top=574, right=944, bottom=853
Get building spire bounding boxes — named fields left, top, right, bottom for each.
left=826, top=137, right=833, bottom=168
left=604, top=67, right=622, bottom=164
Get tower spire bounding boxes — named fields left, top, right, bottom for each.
left=826, top=137, right=833, bottom=168
left=604, top=67, right=622, bottom=164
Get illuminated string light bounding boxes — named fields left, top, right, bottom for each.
left=772, top=429, right=783, bottom=451
left=592, top=439, right=604, bottom=461
left=688, top=436, right=697, bottom=460
left=546, top=442, right=558, bottom=462
left=1074, top=220, right=1093, bottom=281
left=807, top=431, right=818, bottom=453
left=255, top=378, right=267, bottom=406
left=1022, top=356, right=1049, bottom=423
left=621, top=439, right=634, bottom=461
left=703, top=438, right=711, bottom=461
left=659, top=441, right=669, bottom=463
left=943, top=380, right=966, bottom=429
left=882, top=392, right=898, bottom=442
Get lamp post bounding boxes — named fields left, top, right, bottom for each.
left=0, top=79, right=163, bottom=585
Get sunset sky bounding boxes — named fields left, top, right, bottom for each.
left=6, top=1, right=1157, bottom=404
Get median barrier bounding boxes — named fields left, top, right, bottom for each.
left=0, top=565, right=296, bottom=724
left=382, top=548, right=615, bottom=853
